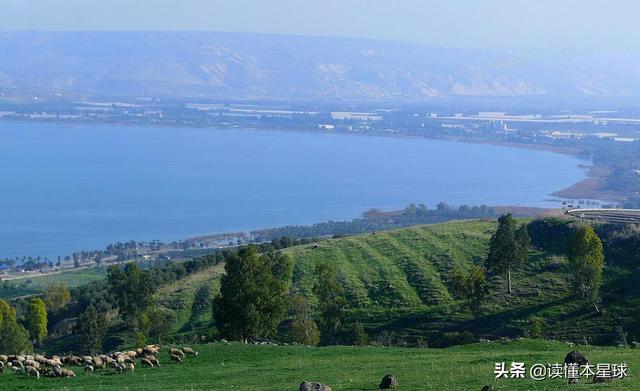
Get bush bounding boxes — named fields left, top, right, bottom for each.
left=441, top=331, right=476, bottom=347
left=290, top=319, right=320, bottom=346
left=527, top=218, right=578, bottom=254
left=514, top=317, right=545, bottom=338
left=341, top=321, right=370, bottom=346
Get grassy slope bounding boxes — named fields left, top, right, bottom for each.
left=1, top=267, right=107, bottom=299
left=1, top=340, right=636, bottom=390
left=155, top=264, right=224, bottom=337
left=21, top=219, right=640, bottom=351
left=284, top=220, right=640, bottom=345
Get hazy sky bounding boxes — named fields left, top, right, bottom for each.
left=1, top=0, right=639, bottom=51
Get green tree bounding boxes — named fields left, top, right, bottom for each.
left=313, top=261, right=347, bottom=344
left=567, top=226, right=605, bottom=306
left=0, top=299, right=32, bottom=354
left=341, top=321, right=370, bottom=346
left=42, top=282, right=71, bottom=312
left=144, top=307, right=176, bottom=343
left=288, top=294, right=320, bottom=346
left=290, top=319, right=320, bottom=346
left=450, top=264, right=488, bottom=316
left=24, top=298, right=47, bottom=344
left=107, top=262, right=156, bottom=325
left=77, top=306, right=108, bottom=355
left=214, top=246, right=292, bottom=341
left=485, top=214, right=530, bottom=293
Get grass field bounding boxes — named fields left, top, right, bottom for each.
left=1, top=267, right=107, bottom=299
left=0, top=340, right=636, bottom=390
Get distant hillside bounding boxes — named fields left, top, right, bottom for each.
left=2, top=31, right=640, bottom=100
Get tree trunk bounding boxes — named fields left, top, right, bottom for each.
left=507, top=269, right=512, bottom=293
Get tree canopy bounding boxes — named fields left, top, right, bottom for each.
left=313, top=261, right=347, bottom=344
left=450, top=264, right=488, bottom=316
left=42, top=282, right=71, bottom=312
left=567, top=226, right=605, bottom=304
left=214, top=246, right=292, bottom=341
left=485, top=214, right=530, bottom=293
left=24, top=297, right=48, bottom=344
left=0, top=299, right=32, bottom=354
left=107, top=262, right=156, bottom=325
left=77, top=306, right=108, bottom=355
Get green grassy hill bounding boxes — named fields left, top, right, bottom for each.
left=140, top=218, right=639, bottom=347
left=0, top=340, right=636, bottom=390
left=282, top=220, right=640, bottom=346
left=27, top=218, right=640, bottom=353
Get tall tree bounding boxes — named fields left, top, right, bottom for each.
left=0, top=299, right=32, bottom=354
left=288, top=293, right=320, bottom=346
left=107, top=262, right=156, bottom=325
left=313, top=261, right=347, bottom=344
left=24, top=298, right=48, bottom=344
left=485, top=214, right=530, bottom=293
left=42, top=282, right=71, bottom=312
left=567, top=226, right=605, bottom=307
left=214, top=246, right=292, bottom=341
left=77, top=306, right=108, bottom=355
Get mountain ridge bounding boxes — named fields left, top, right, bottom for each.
left=1, top=31, right=640, bottom=101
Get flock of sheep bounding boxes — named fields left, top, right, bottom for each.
left=0, top=344, right=198, bottom=380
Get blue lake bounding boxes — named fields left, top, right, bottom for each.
left=0, top=121, right=586, bottom=258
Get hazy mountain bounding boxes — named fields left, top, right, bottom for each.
left=1, top=31, right=640, bottom=101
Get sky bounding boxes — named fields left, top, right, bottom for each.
left=1, top=0, right=639, bottom=51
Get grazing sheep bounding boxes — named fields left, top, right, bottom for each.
left=34, top=355, right=47, bottom=365
left=113, top=363, right=125, bottom=374
left=60, top=368, right=76, bottom=378
left=143, top=344, right=160, bottom=356
left=11, top=366, right=22, bottom=374
left=24, top=360, right=40, bottom=369
left=169, top=354, right=183, bottom=364
left=145, top=355, right=160, bottom=367
left=25, top=366, right=40, bottom=379
left=93, top=357, right=105, bottom=369
left=169, top=348, right=185, bottom=358
left=182, top=347, right=198, bottom=357
left=68, top=356, right=82, bottom=366
left=0, top=361, right=4, bottom=374
left=140, top=358, right=154, bottom=368
left=0, top=355, right=7, bottom=363
left=126, top=363, right=135, bottom=373
left=84, top=365, right=94, bottom=374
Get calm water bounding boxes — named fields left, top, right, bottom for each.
left=0, top=121, right=586, bottom=258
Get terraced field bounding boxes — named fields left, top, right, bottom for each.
left=283, top=220, right=640, bottom=346
left=285, top=220, right=492, bottom=308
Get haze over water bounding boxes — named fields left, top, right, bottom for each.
left=0, top=121, right=586, bottom=259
